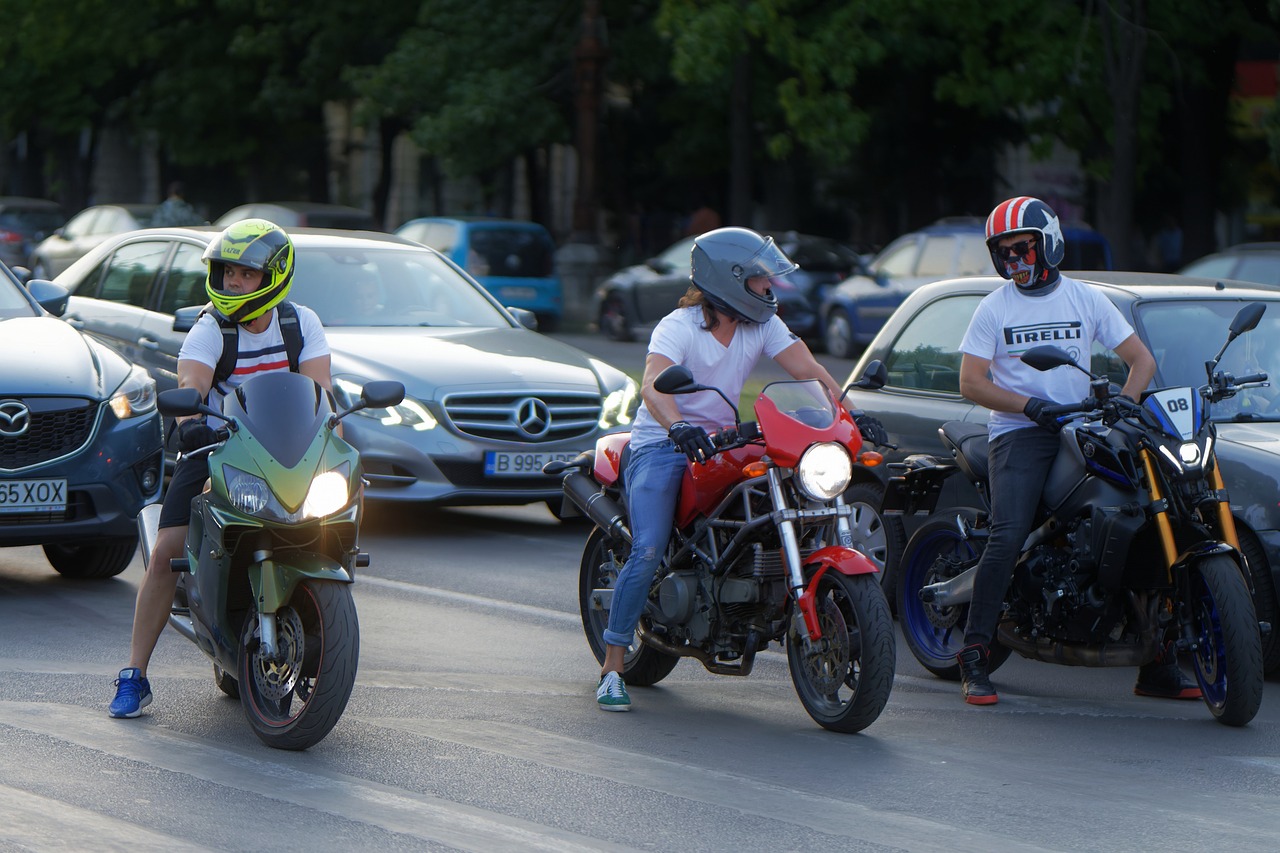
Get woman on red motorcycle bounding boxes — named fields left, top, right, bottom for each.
left=595, top=227, right=886, bottom=711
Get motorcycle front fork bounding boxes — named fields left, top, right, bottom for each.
left=766, top=467, right=844, bottom=646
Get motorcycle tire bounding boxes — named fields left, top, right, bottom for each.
left=897, top=509, right=1010, bottom=680
left=1187, top=554, right=1263, bottom=727
left=239, top=579, right=359, bottom=750
left=214, top=664, right=240, bottom=699
left=786, top=571, right=895, bottom=733
left=578, top=526, right=679, bottom=687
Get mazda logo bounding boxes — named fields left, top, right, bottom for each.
left=0, top=400, right=31, bottom=438
left=514, top=397, right=551, bottom=438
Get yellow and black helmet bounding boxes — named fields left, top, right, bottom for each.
left=202, top=218, right=294, bottom=323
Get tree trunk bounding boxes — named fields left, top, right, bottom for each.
left=1098, top=1, right=1148, bottom=270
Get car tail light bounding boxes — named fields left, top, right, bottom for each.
left=0, top=229, right=22, bottom=244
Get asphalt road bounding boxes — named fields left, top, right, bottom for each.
left=3, top=501, right=1280, bottom=851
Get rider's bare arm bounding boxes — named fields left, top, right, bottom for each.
left=299, top=355, right=341, bottom=437
left=175, top=358, right=215, bottom=426
left=773, top=339, right=849, bottom=408
left=640, top=352, right=685, bottom=429
left=959, top=353, right=1039, bottom=413
left=1114, top=334, right=1156, bottom=401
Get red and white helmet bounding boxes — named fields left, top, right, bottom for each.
left=985, top=196, right=1065, bottom=286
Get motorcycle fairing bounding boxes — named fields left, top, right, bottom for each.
left=753, top=380, right=860, bottom=469
left=1143, top=386, right=1201, bottom=441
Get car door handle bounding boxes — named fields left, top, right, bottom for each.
left=138, top=336, right=161, bottom=351
left=64, top=316, right=84, bottom=329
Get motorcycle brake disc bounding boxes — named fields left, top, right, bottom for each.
left=246, top=607, right=306, bottom=701
left=801, top=598, right=851, bottom=695
left=923, top=556, right=965, bottom=631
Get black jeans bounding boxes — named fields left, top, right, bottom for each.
left=963, top=426, right=1061, bottom=648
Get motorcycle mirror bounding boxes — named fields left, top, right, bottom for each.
left=654, top=364, right=700, bottom=395
left=1022, top=345, right=1078, bottom=372
left=158, top=387, right=217, bottom=418
left=1229, top=302, right=1266, bottom=337
left=1208, top=302, right=1268, bottom=377
left=855, top=360, right=887, bottom=390
left=361, top=380, right=406, bottom=410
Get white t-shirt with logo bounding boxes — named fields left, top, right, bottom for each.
left=178, top=305, right=329, bottom=420
left=960, top=276, right=1134, bottom=438
left=629, top=306, right=799, bottom=449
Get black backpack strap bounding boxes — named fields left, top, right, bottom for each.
left=198, top=304, right=240, bottom=391
left=277, top=301, right=304, bottom=373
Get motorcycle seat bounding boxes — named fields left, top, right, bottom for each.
left=939, top=421, right=991, bottom=484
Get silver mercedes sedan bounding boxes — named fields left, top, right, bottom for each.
left=48, top=227, right=638, bottom=511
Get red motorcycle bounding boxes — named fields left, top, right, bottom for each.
left=545, top=362, right=896, bottom=732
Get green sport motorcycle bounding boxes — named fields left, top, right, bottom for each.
left=145, top=371, right=404, bottom=750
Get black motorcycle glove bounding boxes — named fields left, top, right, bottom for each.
left=177, top=419, right=219, bottom=453
left=854, top=414, right=889, bottom=447
left=1023, top=397, right=1062, bottom=433
left=669, top=420, right=715, bottom=464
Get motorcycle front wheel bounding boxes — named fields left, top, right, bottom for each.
left=787, top=571, right=895, bottom=733
left=897, top=510, right=1010, bottom=679
left=578, top=526, right=679, bottom=687
left=239, top=579, right=359, bottom=750
left=1188, top=554, right=1263, bottom=726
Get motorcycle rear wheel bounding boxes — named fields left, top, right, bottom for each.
left=786, top=571, right=895, bottom=733
left=897, top=510, right=1010, bottom=679
left=1188, top=554, right=1263, bottom=726
left=239, top=579, right=359, bottom=750
left=578, top=526, right=679, bottom=687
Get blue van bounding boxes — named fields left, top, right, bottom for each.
left=395, top=217, right=563, bottom=330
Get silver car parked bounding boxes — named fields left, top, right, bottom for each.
left=46, top=227, right=638, bottom=511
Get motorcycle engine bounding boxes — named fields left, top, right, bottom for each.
left=1011, top=519, right=1117, bottom=643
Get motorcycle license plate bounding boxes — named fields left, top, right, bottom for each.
left=0, top=478, right=68, bottom=513
left=484, top=450, right=578, bottom=477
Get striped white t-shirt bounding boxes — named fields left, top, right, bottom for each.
left=178, top=305, right=329, bottom=419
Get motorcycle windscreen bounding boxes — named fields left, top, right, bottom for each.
left=223, top=372, right=336, bottom=468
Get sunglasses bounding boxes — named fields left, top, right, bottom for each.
left=996, top=239, right=1038, bottom=261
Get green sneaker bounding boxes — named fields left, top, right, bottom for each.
left=596, top=671, right=631, bottom=712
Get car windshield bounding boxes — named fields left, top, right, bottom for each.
left=1136, top=298, right=1280, bottom=420
left=0, top=209, right=63, bottom=233
left=0, top=268, right=39, bottom=318
left=289, top=245, right=514, bottom=328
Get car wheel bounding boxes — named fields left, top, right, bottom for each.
left=43, top=538, right=138, bottom=579
left=824, top=309, right=858, bottom=360
left=842, top=481, right=906, bottom=605
left=599, top=295, right=633, bottom=342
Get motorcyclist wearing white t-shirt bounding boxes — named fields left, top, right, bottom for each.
left=594, top=227, right=888, bottom=711
left=109, top=219, right=335, bottom=719
left=952, top=197, right=1202, bottom=706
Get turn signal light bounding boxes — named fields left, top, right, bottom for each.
left=858, top=451, right=884, bottom=467
left=742, top=461, right=769, bottom=478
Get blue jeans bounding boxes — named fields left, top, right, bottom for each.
left=963, top=426, right=1061, bottom=648
left=603, top=441, right=688, bottom=648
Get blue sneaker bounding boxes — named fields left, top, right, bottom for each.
left=109, top=667, right=152, bottom=718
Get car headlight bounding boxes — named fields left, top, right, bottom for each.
left=795, top=442, right=852, bottom=501
left=599, top=377, right=638, bottom=429
left=334, top=376, right=437, bottom=431
left=223, top=462, right=352, bottom=522
left=109, top=366, right=157, bottom=419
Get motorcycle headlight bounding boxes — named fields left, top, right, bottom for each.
left=223, top=462, right=352, bottom=522
left=599, top=377, right=638, bottom=429
left=795, top=442, right=852, bottom=501
left=304, top=469, right=350, bottom=518
left=1177, top=441, right=1201, bottom=467
left=334, top=376, right=437, bottom=431
left=109, top=366, right=157, bottom=419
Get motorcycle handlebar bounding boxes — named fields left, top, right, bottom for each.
left=1235, top=372, right=1268, bottom=385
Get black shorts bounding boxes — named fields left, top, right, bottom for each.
left=158, top=455, right=211, bottom=529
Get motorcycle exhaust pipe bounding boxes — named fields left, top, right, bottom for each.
left=137, top=503, right=162, bottom=571
left=996, top=624, right=1160, bottom=667
left=561, top=471, right=631, bottom=544
left=918, top=564, right=976, bottom=606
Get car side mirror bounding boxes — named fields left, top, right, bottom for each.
left=173, top=305, right=203, bottom=333
left=27, top=279, right=69, bottom=316
left=506, top=306, right=538, bottom=331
